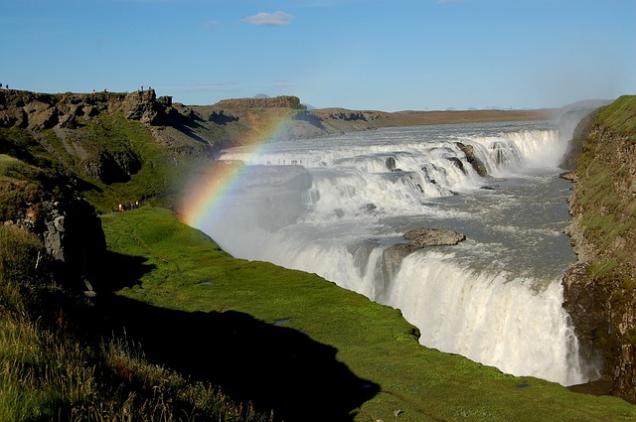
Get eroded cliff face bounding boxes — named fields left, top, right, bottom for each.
left=0, top=89, right=188, bottom=130
left=562, top=96, right=636, bottom=401
left=0, top=156, right=106, bottom=292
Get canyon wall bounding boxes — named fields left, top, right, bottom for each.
left=562, top=95, right=636, bottom=401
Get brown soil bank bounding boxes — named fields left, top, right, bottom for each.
left=562, top=95, right=636, bottom=402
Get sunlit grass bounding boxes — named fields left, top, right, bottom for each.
left=103, top=207, right=636, bottom=422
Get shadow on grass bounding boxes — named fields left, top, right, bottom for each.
left=96, top=253, right=379, bottom=421
left=96, top=251, right=157, bottom=292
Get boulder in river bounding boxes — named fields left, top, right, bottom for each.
left=386, top=156, right=397, bottom=171
left=404, top=227, right=466, bottom=247
left=380, top=228, right=467, bottom=290
left=456, top=142, right=488, bottom=177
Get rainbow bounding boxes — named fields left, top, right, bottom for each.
left=179, top=113, right=293, bottom=231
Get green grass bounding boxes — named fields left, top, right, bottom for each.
left=1, top=115, right=194, bottom=214
left=102, top=207, right=636, bottom=422
left=62, top=114, right=177, bottom=211
left=0, top=313, right=270, bottom=422
left=597, top=95, right=636, bottom=140
left=573, top=96, right=636, bottom=283
left=0, top=223, right=271, bottom=422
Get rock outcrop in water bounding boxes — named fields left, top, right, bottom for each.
left=381, top=228, right=467, bottom=284
left=446, top=157, right=466, bottom=174
left=404, top=228, right=466, bottom=247
left=562, top=96, right=636, bottom=402
left=456, top=142, right=488, bottom=177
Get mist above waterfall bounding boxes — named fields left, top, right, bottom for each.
left=195, top=119, right=600, bottom=385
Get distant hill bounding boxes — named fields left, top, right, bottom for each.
left=191, top=94, right=556, bottom=146
left=213, top=95, right=303, bottom=110
left=0, top=89, right=561, bottom=171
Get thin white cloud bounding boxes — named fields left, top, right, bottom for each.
left=244, top=11, right=293, bottom=26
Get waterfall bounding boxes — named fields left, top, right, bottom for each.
left=202, top=121, right=597, bottom=386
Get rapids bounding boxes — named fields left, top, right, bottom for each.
left=196, top=120, right=600, bottom=386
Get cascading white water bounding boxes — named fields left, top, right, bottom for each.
left=201, top=120, right=599, bottom=386
left=388, top=253, right=586, bottom=384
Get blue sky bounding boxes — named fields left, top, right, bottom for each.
left=1, top=0, right=635, bottom=110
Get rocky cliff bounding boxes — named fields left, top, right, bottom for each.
left=562, top=95, right=636, bottom=401
left=213, top=96, right=304, bottom=110
left=0, top=89, right=190, bottom=130
left=0, top=154, right=105, bottom=292
left=0, top=89, right=219, bottom=213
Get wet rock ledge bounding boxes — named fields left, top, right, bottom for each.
left=382, top=228, right=466, bottom=282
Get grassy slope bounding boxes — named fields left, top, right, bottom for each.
left=102, top=207, right=636, bottom=422
left=0, top=120, right=268, bottom=420
left=47, top=114, right=178, bottom=211
left=596, top=96, right=636, bottom=140
left=1, top=114, right=197, bottom=214
left=573, top=95, right=636, bottom=281
left=0, top=305, right=267, bottom=421
left=0, top=205, right=270, bottom=421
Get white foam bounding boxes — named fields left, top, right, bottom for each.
left=200, top=122, right=594, bottom=386
left=388, top=252, right=590, bottom=385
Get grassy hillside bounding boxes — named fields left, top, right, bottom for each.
left=563, top=95, right=636, bottom=402
left=0, top=223, right=270, bottom=421
left=0, top=112, right=268, bottom=419
left=49, top=114, right=178, bottom=211
left=571, top=96, right=636, bottom=282
left=101, top=207, right=636, bottom=422
left=596, top=96, right=636, bottom=140
left=0, top=115, right=204, bottom=214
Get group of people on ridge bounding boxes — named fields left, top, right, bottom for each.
left=116, top=200, right=142, bottom=213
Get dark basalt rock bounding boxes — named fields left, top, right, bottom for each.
left=561, top=263, right=607, bottom=381
left=10, top=192, right=107, bottom=291
left=209, top=110, right=239, bottom=125
left=82, top=149, right=142, bottom=184
left=377, top=228, right=466, bottom=300
left=38, top=198, right=106, bottom=276
left=456, top=142, right=488, bottom=177
left=0, top=88, right=191, bottom=131
left=329, top=111, right=367, bottom=121
left=446, top=157, right=466, bottom=174
left=490, top=141, right=509, bottom=165
left=122, top=90, right=169, bottom=125
left=404, top=228, right=466, bottom=247
left=213, top=96, right=303, bottom=110
left=386, top=157, right=397, bottom=171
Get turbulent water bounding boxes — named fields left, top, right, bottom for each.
left=199, top=119, right=600, bottom=386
